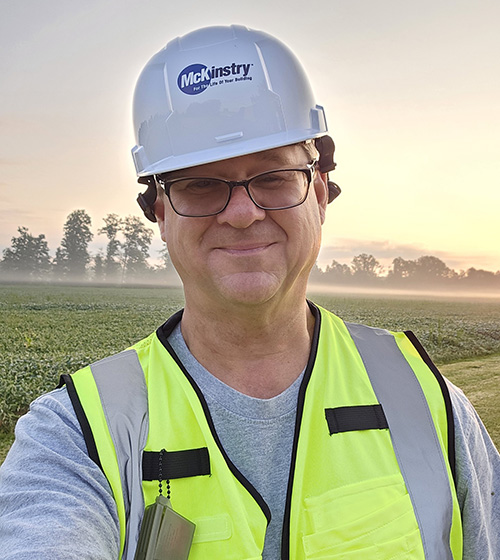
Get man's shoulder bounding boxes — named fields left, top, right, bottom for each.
left=66, top=331, right=159, bottom=380
left=130, top=330, right=158, bottom=354
left=106, top=330, right=159, bottom=364
left=29, top=385, right=76, bottom=420
left=6, top=386, right=88, bottom=466
left=446, top=378, right=493, bottom=444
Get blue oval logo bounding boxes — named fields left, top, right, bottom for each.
left=177, top=64, right=211, bottom=95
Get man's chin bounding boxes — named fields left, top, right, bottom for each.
left=215, top=271, right=284, bottom=306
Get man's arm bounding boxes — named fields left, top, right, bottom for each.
left=0, top=387, right=120, bottom=560
left=449, top=381, right=500, bottom=559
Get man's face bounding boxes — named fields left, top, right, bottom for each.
left=155, top=144, right=328, bottom=308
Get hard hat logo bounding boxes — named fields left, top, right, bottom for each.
left=177, top=64, right=211, bottom=95
left=177, top=62, right=254, bottom=95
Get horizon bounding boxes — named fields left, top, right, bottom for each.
left=3, top=274, right=500, bottom=304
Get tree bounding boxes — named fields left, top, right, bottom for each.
left=156, top=244, right=174, bottom=271
left=92, top=251, right=105, bottom=282
left=413, top=256, right=456, bottom=283
left=463, top=267, right=497, bottom=286
left=120, top=216, right=154, bottom=281
left=98, top=214, right=122, bottom=281
left=0, top=226, right=51, bottom=279
left=308, top=263, right=325, bottom=284
left=388, top=257, right=417, bottom=281
left=388, top=255, right=457, bottom=284
left=324, top=260, right=352, bottom=283
left=351, top=253, right=383, bottom=280
left=153, top=244, right=181, bottom=285
left=54, top=210, right=93, bottom=279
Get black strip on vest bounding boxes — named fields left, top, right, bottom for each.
left=142, top=448, right=210, bottom=481
left=59, top=374, right=102, bottom=470
left=325, top=405, right=389, bottom=435
left=404, top=330, right=457, bottom=486
left=156, top=313, right=272, bottom=525
left=282, top=301, right=322, bottom=559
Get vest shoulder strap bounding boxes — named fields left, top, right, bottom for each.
left=345, top=322, right=455, bottom=560
left=64, top=350, right=149, bottom=560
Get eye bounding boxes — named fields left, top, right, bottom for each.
left=252, top=171, right=297, bottom=190
left=173, top=178, right=225, bottom=194
left=186, top=179, right=222, bottom=190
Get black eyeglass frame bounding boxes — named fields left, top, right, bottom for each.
left=155, top=159, right=318, bottom=218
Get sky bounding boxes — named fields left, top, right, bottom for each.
left=1, top=0, right=499, bottom=273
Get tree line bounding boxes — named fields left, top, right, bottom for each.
left=0, top=210, right=178, bottom=284
left=309, top=253, right=500, bottom=290
left=1, top=210, right=499, bottom=290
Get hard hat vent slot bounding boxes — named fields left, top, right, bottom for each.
left=215, top=131, right=244, bottom=143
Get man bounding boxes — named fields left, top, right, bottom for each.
left=0, top=24, right=499, bottom=560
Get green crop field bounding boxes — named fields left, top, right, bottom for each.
left=1, top=283, right=499, bottom=463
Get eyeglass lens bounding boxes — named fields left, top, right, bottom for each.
left=168, top=169, right=310, bottom=217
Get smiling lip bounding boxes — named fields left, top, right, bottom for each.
left=216, top=242, right=275, bottom=255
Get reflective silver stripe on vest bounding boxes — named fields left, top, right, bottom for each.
left=90, top=349, right=149, bottom=560
left=345, top=322, right=454, bottom=560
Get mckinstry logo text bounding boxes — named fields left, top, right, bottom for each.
left=177, top=63, right=253, bottom=95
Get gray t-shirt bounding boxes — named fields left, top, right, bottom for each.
left=0, top=327, right=499, bottom=559
left=169, top=323, right=303, bottom=559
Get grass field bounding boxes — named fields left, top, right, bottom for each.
left=1, top=283, right=499, bottom=463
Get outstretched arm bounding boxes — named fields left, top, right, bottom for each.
left=0, top=387, right=120, bottom=560
left=449, top=382, right=500, bottom=559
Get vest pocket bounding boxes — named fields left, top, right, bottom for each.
left=189, top=514, right=264, bottom=559
left=303, top=531, right=421, bottom=559
left=302, top=475, right=424, bottom=559
left=191, top=513, right=232, bottom=543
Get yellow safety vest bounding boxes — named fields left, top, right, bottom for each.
left=63, top=303, right=462, bottom=559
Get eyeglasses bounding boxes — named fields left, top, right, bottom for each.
left=156, top=160, right=318, bottom=217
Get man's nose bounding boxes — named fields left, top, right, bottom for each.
left=216, top=185, right=266, bottom=228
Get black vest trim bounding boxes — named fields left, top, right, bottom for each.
left=281, top=301, right=322, bottom=560
left=59, top=374, right=102, bottom=470
left=156, top=310, right=272, bottom=526
left=142, top=448, right=211, bottom=481
left=404, top=331, right=457, bottom=486
left=325, top=404, right=389, bottom=435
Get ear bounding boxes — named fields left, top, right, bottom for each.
left=153, top=194, right=168, bottom=243
left=313, top=171, right=329, bottom=224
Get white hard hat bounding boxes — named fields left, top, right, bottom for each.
left=132, top=24, right=330, bottom=177
left=133, top=25, right=340, bottom=221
